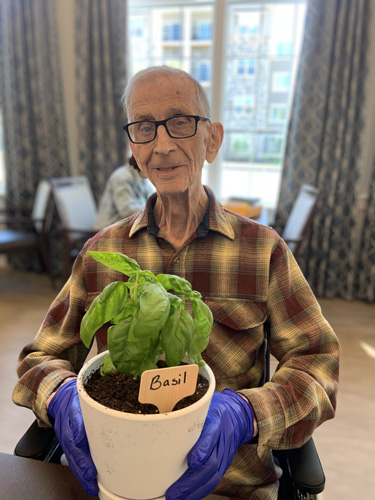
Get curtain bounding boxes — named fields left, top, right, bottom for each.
left=275, top=0, right=373, bottom=301
left=357, top=159, right=375, bottom=301
left=0, top=0, right=70, bottom=273
left=75, top=0, right=128, bottom=202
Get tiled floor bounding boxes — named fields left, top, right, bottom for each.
left=0, top=263, right=374, bottom=499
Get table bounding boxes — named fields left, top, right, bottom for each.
left=0, top=452, right=98, bottom=499
left=0, top=452, right=234, bottom=499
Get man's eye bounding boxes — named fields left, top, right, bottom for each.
left=139, top=123, right=154, bottom=133
left=174, top=118, right=189, bottom=127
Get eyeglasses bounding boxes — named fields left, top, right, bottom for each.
left=123, top=115, right=211, bottom=144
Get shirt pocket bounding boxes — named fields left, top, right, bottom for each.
left=202, top=297, right=268, bottom=389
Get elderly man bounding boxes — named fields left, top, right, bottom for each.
left=13, top=66, right=339, bottom=500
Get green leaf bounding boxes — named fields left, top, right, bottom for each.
left=107, top=316, right=135, bottom=373
left=189, top=298, right=213, bottom=357
left=111, top=302, right=136, bottom=324
left=166, top=292, right=182, bottom=311
left=155, top=274, right=172, bottom=290
left=156, top=274, right=192, bottom=295
left=100, top=353, right=118, bottom=375
left=86, top=251, right=141, bottom=276
left=80, top=281, right=129, bottom=348
left=161, top=308, right=194, bottom=367
left=128, top=284, right=170, bottom=342
left=189, top=354, right=205, bottom=367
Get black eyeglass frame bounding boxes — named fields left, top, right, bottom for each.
left=123, top=115, right=211, bottom=144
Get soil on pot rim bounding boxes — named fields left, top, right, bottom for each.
left=84, top=360, right=210, bottom=414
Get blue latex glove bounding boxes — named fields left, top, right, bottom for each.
left=47, top=379, right=99, bottom=496
left=166, top=388, right=255, bottom=500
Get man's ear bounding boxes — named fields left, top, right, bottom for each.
left=206, top=122, right=224, bottom=163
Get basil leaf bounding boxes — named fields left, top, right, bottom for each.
left=156, top=274, right=192, bottom=295
left=128, top=284, right=170, bottom=342
left=86, top=251, right=140, bottom=276
left=80, top=281, right=128, bottom=348
left=189, top=298, right=213, bottom=357
left=167, top=292, right=182, bottom=311
left=100, top=353, right=117, bottom=375
left=161, top=308, right=194, bottom=367
left=107, top=316, right=135, bottom=374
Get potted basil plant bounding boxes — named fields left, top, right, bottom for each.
left=76, top=251, right=216, bottom=500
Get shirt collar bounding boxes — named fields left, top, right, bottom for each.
left=129, top=186, right=235, bottom=241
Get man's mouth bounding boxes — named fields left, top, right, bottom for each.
left=156, top=166, right=179, bottom=172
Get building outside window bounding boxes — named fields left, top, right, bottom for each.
left=269, top=104, right=288, bottom=124
left=0, top=112, right=4, bottom=196
left=128, top=0, right=306, bottom=209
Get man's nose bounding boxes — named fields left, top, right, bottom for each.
left=153, top=124, right=176, bottom=154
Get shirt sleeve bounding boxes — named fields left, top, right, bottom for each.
left=240, top=238, right=340, bottom=449
left=12, top=251, right=90, bottom=427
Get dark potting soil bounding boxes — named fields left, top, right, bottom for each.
left=84, top=361, right=209, bottom=415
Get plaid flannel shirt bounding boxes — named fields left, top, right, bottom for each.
left=13, top=187, right=339, bottom=499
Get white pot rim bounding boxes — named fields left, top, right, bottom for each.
left=77, top=350, right=216, bottom=422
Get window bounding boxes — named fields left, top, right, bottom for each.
left=237, top=59, right=256, bottom=76
left=269, top=104, right=288, bottom=124
left=128, top=0, right=306, bottom=209
left=272, top=72, right=291, bottom=92
left=233, top=95, right=255, bottom=116
left=0, top=112, right=5, bottom=196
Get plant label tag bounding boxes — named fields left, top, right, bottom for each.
left=139, top=364, right=199, bottom=414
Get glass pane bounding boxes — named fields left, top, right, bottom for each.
left=128, top=2, right=214, bottom=102
left=0, top=112, right=5, bottom=195
left=223, top=1, right=306, bottom=207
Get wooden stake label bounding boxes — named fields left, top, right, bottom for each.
left=139, top=364, right=199, bottom=414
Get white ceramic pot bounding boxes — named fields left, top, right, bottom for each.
left=77, top=351, right=215, bottom=500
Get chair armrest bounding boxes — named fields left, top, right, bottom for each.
left=287, top=437, right=325, bottom=495
left=14, top=419, right=62, bottom=463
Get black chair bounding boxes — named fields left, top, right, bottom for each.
left=0, top=179, right=54, bottom=285
left=263, top=315, right=325, bottom=500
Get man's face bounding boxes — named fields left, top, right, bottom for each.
left=128, top=74, right=216, bottom=197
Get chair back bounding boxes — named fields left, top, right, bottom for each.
left=31, top=179, right=53, bottom=233
left=282, top=184, right=319, bottom=257
left=50, top=176, right=97, bottom=241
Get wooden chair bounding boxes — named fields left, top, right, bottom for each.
left=0, top=179, right=54, bottom=285
left=50, top=176, right=97, bottom=283
left=282, top=184, right=319, bottom=259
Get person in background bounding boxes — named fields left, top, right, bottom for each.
left=93, top=155, right=154, bottom=230
left=13, top=66, right=339, bottom=500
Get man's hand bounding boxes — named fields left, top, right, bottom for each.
left=47, top=379, right=99, bottom=496
left=166, top=388, right=255, bottom=500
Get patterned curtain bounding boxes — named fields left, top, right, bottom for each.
left=0, top=0, right=70, bottom=273
left=75, top=0, right=128, bottom=202
left=357, top=158, right=375, bottom=301
left=275, top=0, right=373, bottom=301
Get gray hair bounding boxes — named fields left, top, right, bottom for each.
left=121, top=66, right=211, bottom=119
